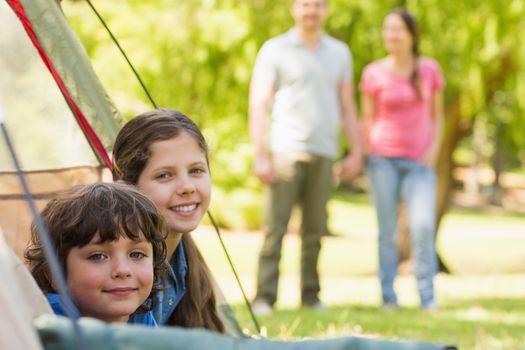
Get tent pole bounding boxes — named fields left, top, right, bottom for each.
left=0, top=104, right=90, bottom=350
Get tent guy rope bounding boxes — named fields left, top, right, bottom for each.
left=84, top=0, right=261, bottom=334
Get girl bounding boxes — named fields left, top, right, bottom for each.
left=112, top=108, right=224, bottom=332
left=25, top=182, right=167, bottom=326
left=359, top=9, right=445, bottom=310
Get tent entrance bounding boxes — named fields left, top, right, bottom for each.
left=0, top=166, right=107, bottom=258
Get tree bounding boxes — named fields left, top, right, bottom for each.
left=62, top=0, right=525, bottom=243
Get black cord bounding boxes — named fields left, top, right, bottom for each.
left=84, top=0, right=262, bottom=334
left=84, top=0, right=157, bottom=109
left=0, top=115, right=89, bottom=350
left=207, top=211, right=261, bottom=334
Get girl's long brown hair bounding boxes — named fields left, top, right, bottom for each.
left=112, top=108, right=224, bottom=333
left=391, top=8, right=421, bottom=99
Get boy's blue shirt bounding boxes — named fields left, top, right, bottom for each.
left=46, top=293, right=157, bottom=327
left=148, top=241, right=188, bottom=325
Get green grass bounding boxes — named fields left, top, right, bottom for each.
left=194, top=192, right=525, bottom=350
left=231, top=297, right=525, bottom=350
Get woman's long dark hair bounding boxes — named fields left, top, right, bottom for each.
left=390, top=8, right=421, bottom=98
left=112, top=108, right=224, bottom=333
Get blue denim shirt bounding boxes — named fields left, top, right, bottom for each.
left=46, top=293, right=157, bottom=327
left=151, top=241, right=188, bottom=325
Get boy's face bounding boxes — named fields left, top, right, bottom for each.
left=66, top=233, right=154, bottom=323
left=137, top=132, right=211, bottom=238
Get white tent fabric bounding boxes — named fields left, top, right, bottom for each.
left=0, top=0, right=100, bottom=172
left=0, top=0, right=116, bottom=260
left=0, top=227, right=51, bottom=350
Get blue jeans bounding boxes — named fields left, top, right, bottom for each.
left=366, top=156, right=437, bottom=307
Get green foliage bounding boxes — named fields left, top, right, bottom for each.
left=62, top=0, right=525, bottom=228
left=209, top=186, right=261, bottom=230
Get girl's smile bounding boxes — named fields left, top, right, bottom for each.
left=137, top=131, right=211, bottom=242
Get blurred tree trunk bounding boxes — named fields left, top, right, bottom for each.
left=490, top=121, right=504, bottom=206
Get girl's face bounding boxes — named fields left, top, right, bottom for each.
left=137, top=132, right=211, bottom=235
left=382, top=13, right=413, bottom=55
left=66, top=233, right=154, bottom=323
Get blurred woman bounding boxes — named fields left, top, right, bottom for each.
left=359, top=9, right=445, bottom=310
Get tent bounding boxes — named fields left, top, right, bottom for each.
left=0, top=0, right=454, bottom=349
left=0, top=0, right=120, bottom=259
left=0, top=0, right=245, bottom=337
left=0, top=227, right=51, bottom=350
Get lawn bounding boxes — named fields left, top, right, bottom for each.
left=193, top=192, right=525, bottom=350
left=230, top=296, right=525, bottom=350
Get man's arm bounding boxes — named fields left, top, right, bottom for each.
left=248, top=76, right=276, bottom=184
left=339, top=80, right=363, bottom=181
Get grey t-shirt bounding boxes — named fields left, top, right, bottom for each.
left=251, top=28, right=353, bottom=159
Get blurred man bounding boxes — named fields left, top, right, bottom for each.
left=249, top=0, right=362, bottom=315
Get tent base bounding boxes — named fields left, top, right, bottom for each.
left=35, top=314, right=455, bottom=350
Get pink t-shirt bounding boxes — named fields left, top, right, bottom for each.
left=360, top=58, right=445, bottom=160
